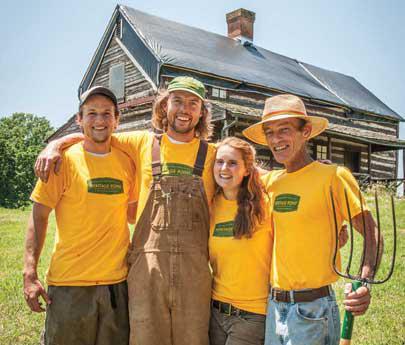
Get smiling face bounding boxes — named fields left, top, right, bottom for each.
left=214, top=144, right=249, bottom=199
left=164, top=90, right=203, bottom=140
left=77, top=94, right=119, bottom=152
left=263, top=118, right=312, bottom=167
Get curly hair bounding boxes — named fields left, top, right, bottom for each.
left=216, top=137, right=266, bottom=239
left=151, top=89, right=213, bottom=140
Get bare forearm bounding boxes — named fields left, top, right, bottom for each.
left=23, top=207, right=50, bottom=277
left=127, top=202, right=138, bottom=225
left=50, top=132, right=84, bottom=151
left=352, top=211, right=383, bottom=278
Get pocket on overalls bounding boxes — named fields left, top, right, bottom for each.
left=150, top=195, right=170, bottom=231
left=174, top=191, right=192, bottom=230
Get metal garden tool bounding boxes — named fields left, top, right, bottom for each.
left=329, top=188, right=397, bottom=345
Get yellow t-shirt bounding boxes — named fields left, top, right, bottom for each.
left=209, top=193, right=273, bottom=315
left=112, top=131, right=216, bottom=223
left=262, top=161, right=366, bottom=290
left=31, top=143, right=136, bottom=286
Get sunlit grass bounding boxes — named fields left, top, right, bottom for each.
left=0, top=193, right=404, bottom=344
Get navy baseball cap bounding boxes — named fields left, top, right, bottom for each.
left=79, top=86, right=118, bottom=107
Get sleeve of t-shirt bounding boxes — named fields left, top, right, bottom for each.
left=30, top=159, right=66, bottom=209
left=203, top=143, right=217, bottom=209
left=260, top=170, right=277, bottom=193
left=331, top=166, right=368, bottom=221
left=111, top=130, right=147, bottom=159
left=128, top=159, right=138, bottom=204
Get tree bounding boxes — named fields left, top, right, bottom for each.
left=0, top=113, right=54, bottom=208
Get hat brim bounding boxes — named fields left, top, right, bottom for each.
left=168, top=87, right=205, bottom=100
left=80, top=87, right=118, bottom=107
left=242, top=114, right=329, bottom=146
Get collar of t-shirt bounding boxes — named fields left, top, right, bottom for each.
left=85, top=150, right=110, bottom=157
left=166, top=134, right=189, bottom=145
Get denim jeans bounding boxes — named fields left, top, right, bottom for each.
left=265, top=291, right=340, bottom=345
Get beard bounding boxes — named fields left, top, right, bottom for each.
left=167, top=115, right=198, bottom=134
left=168, top=122, right=194, bottom=134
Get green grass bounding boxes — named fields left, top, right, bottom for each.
left=333, top=192, right=405, bottom=344
left=0, top=207, right=55, bottom=344
left=0, top=196, right=404, bottom=344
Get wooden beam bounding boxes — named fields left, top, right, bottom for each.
left=327, top=136, right=332, bottom=161
left=395, top=122, right=400, bottom=180
left=403, top=149, right=405, bottom=195
left=395, top=150, right=399, bottom=179
left=368, top=144, right=372, bottom=176
left=118, top=96, right=155, bottom=110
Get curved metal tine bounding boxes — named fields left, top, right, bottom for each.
left=358, top=189, right=367, bottom=280
left=330, top=187, right=349, bottom=279
left=344, top=189, right=355, bottom=278
left=370, top=195, right=397, bottom=284
left=372, top=191, right=382, bottom=281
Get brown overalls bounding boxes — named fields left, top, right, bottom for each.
left=127, top=136, right=212, bottom=345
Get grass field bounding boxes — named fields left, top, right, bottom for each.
left=0, top=194, right=404, bottom=344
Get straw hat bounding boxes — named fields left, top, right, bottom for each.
left=242, top=94, right=328, bottom=146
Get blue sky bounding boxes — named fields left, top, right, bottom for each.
left=1, top=0, right=404, bottom=177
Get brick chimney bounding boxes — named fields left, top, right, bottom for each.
left=226, top=8, right=256, bottom=43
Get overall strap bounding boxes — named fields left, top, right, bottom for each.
left=151, top=135, right=162, bottom=178
left=192, top=140, right=208, bottom=177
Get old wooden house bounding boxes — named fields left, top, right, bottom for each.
left=50, top=5, right=405, bottom=183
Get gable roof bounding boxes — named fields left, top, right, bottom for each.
left=80, top=4, right=402, bottom=121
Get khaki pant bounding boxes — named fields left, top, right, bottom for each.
left=209, top=307, right=265, bottom=345
left=42, top=282, right=129, bottom=345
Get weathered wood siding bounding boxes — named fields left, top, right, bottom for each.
left=208, top=87, right=399, bottom=178
left=52, top=60, right=400, bottom=179
left=90, top=36, right=155, bottom=132
left=49, top=36, right=155, bottom=140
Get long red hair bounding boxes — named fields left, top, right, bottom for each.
left=216, top=137, right=266, bottom=238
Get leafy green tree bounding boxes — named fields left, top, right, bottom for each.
left=0, top=113, right=54, bottom=208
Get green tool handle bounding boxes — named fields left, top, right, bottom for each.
left=340, top=281, right=362, bottom=344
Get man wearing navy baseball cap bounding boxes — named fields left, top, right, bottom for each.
left=23, top=86, right=136, bottom=345
left=34, top=77, right=216, bottom=345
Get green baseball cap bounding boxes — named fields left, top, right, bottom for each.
left=167, top=76, right=206, bottom=100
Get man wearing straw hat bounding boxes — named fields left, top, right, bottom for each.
left=243, top=94, right=379, bottom=345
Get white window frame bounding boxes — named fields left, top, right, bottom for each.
left=316, top=144, right=328, bottom=160
left=109, top=63, right=125, bottom=101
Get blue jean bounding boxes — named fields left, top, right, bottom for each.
left=265, top=291, right=340, bottom=345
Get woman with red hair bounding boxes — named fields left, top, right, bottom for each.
left=209, top=137, right=272, bottom=345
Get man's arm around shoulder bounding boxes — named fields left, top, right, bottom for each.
left=35, top=133, right=84, bottom=182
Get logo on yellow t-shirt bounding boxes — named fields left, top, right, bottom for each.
left=87, top=178, right=123, bottom=194
left=213, top=221, right=234, bottom=237
left=274, top=194, right=300, bottom=212
left=162, top=163, right=193, bottom=176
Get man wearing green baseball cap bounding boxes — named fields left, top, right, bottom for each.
left=35, top=76, right=216, bottom=345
